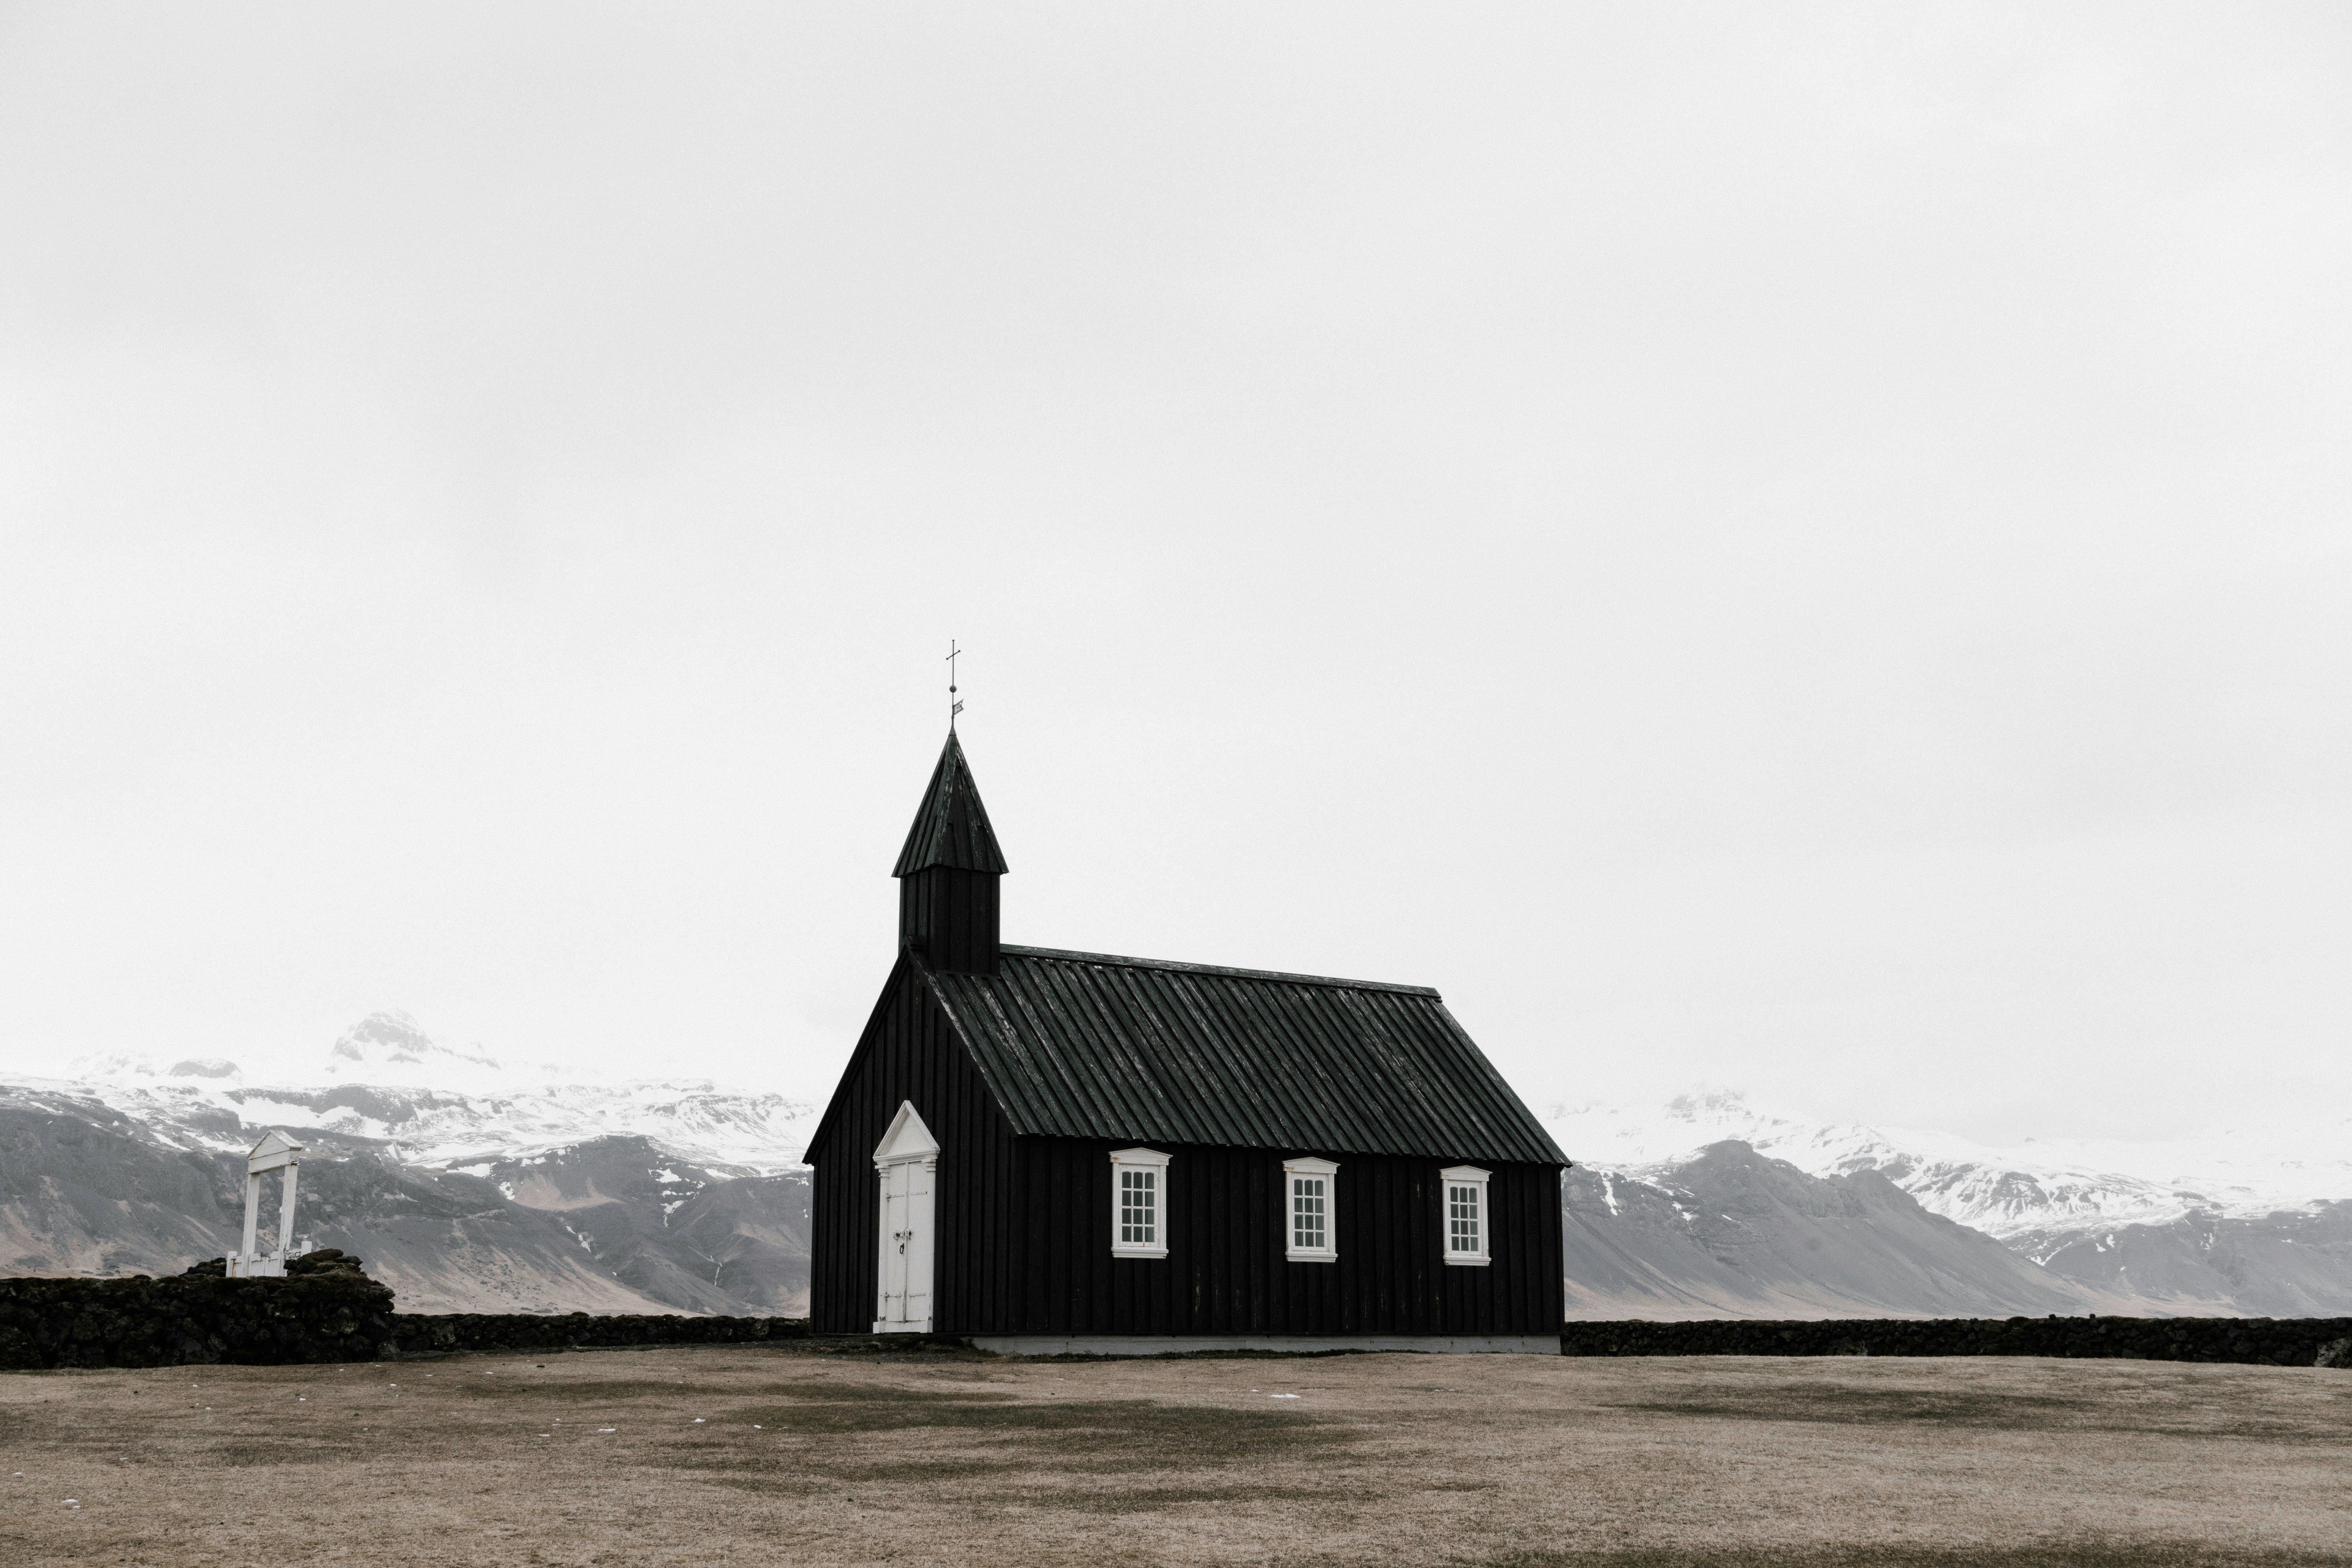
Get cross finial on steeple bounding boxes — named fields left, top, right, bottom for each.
left=946, top=640, right=964, bottom=730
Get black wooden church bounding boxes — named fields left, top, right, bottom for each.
left=806, top=733, right=1568, bottom=1353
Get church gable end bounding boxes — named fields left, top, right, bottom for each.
left=804, top=956, right=1019, bottom=1335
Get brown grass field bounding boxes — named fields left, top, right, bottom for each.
left=4, top=1343, right=2348, bottom=1568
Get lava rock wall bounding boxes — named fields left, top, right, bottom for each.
left=0, top=1267, right=395, bottom=1369
left=1560, top=1314, right=2352, bottom=1367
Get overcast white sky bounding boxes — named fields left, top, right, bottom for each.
left=3, top=6, right=2347, bottom=1145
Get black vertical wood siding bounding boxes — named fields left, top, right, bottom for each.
left=808, top=959, right=1018, bottom=1335
left=897, top=868, right=1000, bottom=975
left=999, top=1138, right=1562, bottom=1336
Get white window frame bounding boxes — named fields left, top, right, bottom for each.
left=1440, top=1164, right=1491, bottom=1266
left=1283, top=1156, right=1339, bottom=1263
left=1109, top=1147, right=1172, bottom=1259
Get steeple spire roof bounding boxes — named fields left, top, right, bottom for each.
left=893, top=731, right=1009, bottom=877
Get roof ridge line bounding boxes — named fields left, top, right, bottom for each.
left=998, top=944, right=1442, bottom=999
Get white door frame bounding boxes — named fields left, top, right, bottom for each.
left=872, top=1101, right=940, bottom=1333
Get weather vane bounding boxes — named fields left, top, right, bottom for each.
left=947, top=639, right=964, bottom=729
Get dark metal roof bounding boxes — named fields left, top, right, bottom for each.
left=893, top=731, right=1008, bottom=877
left=920, top=945, right=1566, bottom=1166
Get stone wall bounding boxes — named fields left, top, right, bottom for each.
left=2, top=1244, right=814, bottom=1368
left=1560, top=1315, right=2352, bottom=1367
left=0, top=1267, right=395, bottom=1369
left=21, top=1271, right=2348, bottom=1372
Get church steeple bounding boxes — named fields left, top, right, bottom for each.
left=894, top=731, right=1006, bottom=973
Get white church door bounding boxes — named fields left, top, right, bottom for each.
left=871, top=1101, right=940, bottom=1333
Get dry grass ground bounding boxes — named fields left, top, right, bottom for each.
left=3, top=1344, right=2348, bottom=1568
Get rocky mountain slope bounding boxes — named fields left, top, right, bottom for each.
left=1548, top=1092, right=2352, bottom=1317
left=1547, top=1091, right=2352, bottom=1239
left=0, top=1099, right=232, bottom=1279
left=454, top=1137, right=810, bottom=1314
left=0, top=1014, right=815, bottom=1314
left=2023, top=1201, right=2352, bottom=1318
left=1563, top=1141, right=2154, bottom=1320
left=0, top=1090, right=813, bottom=1316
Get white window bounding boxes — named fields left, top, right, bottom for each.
left=1441, top=1165, right=1491, bottom=1265
left=1283, top=1156, right=1339, bottom=1262
left=1109, top=1147, right=1171, bottom=1258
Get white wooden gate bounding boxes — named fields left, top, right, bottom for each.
left=226, top=1130, right=304, bottom=1278
left=872, top=1101, right=940, bottom=1333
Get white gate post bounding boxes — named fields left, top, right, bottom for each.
left=276, top=1161, right=300, bottom=1256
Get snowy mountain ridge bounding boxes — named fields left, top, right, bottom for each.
left=23, top=1019, right=2350, bottom=1254
left=321, top=1009, right=517, bottom=1090
left=37, top=1011, right=820, bottom=1176
left=1545, top=1089, right=2352, bottom=1242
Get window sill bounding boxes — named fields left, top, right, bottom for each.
left=1443, top=1255, right=1491, bottom=1267
left=1284, top=1252, right=1338, bottom=1264
left=1112, top=1246, right=1169, bottom=1260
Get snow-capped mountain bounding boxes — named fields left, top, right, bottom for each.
left=1559, top=1140, right=2116, bottom=1321
left=1543, top=1089, right=2352, bottom=1315
left=321, top=1010, right=516, bottom=1091
left=1545, top=1089, right=2352, bottom=1242
left=4, top=1012, right=821, bottom=1314
left=41, top=1011, right=820, bottom=1175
